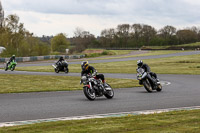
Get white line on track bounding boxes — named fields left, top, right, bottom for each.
left=0, top=106, right=199, bottom=128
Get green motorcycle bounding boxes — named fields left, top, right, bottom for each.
left=5, top=60, right=17, bottom=71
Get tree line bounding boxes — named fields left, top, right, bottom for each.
left=0, top=14, right=69, bottom=57
left=73, top=24, right=200, bottom=50
left=1, top=14, right=200, bottom=57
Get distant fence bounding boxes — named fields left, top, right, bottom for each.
left=0, top=54, right=85, bottom=63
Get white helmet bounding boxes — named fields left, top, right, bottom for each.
left=137, top=60, right=143, bottom=67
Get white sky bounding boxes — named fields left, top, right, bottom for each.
left=2, top=0, right=200, bottom=37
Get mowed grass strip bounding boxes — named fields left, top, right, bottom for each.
left=83, top=50, right=184, bottom=61
left=16, top=54, right=200, bottom=75
left=0, top=109, right=200, bottom=133
left=0, top=74, right=139, bottom=93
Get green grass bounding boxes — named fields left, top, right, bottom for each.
left=84, top=50, right=184, bottom=61
left=143, top=42, right=200, bottom=49
left=81, top=49, right=133, bottom=58
left=0, top=74, right=139, bottom=93
left=80, top=49, right=184, bottom=60
left=108, top=50, right=133, bottom=55
left=15, top=53, right=200, bottom=75
left=1, top=109, right=200, bottom=133
left=176, top=42, right=200, bottom=47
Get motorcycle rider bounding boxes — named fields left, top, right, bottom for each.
left=137, top=60, right=159, bottom=87
left=6, top=55, right=16, bottom=68
left=56, top=56, right=65, bottom=66
left=81, top=61, right=108, bottom=89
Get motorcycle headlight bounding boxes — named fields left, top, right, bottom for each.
left=81, top=76, right=87, bottom=81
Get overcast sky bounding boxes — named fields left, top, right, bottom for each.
left=2, top=0, right=200, bottom=37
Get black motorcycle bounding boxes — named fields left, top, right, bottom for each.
left=136, top=68, right=162, bottom=92
left=81, top=74, right=114, bottom=100
left=52, top=60, right=69, bottom=73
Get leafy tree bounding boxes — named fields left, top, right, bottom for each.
left=176, top=29, right=197, bottom=44
left=0, top=14, right=50, bottom=57
left=51, top=33, right=70, bottom=53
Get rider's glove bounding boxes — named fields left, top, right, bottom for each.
left=92, top=72, right=96, bottom=77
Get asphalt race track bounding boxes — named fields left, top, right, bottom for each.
left=0, top=51, right=199, bottom=67
left=0, top=51, right=200, bottom=123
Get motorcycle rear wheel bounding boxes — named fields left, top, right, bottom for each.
left=64, top=67, right=69, bottom=73
left=11, top=66, right=15, bottom=71
left=104, top=84, right=114, bottom=99
left=83, top=87, right=96, bottom=101
left=156, top=84, right=162, bottom=92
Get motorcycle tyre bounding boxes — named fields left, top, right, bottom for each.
left=104, top=84, right=114, bottom=99
left=11, top=66, right=15, bottom=71
left=55, top=68, right=59, bottom=73
left=143, top=79, right=153, bottom=93
left=64, top=67, right=69, bottom=73
left=83, top=87, right=96, bottom=101
left=156, top=84, right=162, bottom=92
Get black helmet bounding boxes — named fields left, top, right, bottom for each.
left=81, top=61, right=89, bottom=71
left=59, top=56, right=64, bottom=60
left=137, top=60, right=143, bottom=67
left=12, top=55, right=15, bottom=59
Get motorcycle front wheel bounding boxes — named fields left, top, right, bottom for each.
left=143, top=79, right=153, bottom=93
left=11, top=65, right=15, bottom=71
left=83, top=87, right=96, bottom=101
left=104, top=84, right=114, bottom=99
left=5, top=67, right=8, bottom=71
left=55, top=68, right=59, bottom=73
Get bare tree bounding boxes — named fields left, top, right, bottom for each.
left=116, top=24, right=130, bottom=47
left=159, top=25, right=176, bottom=39
left=0, top=0, right=4, bottom=27
left=72, top=27, right=96, bottom=52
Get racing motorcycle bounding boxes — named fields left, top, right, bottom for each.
left=5, top=60, right=17, bottom=71
left=136, top=68, right=162, bottom=92
left=81, top=74, right=114, bottom=100
left=52, top=60, right=69, bottom=73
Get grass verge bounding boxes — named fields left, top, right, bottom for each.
left=0, top=74, right=139, bottom=93
left=142, top=42, right=200, bottom=50
left=15, top=53, right=200, bottom=75
left=83, top=49, right=133, bottom=58
left=83, top=50, right=184, bottom=61
left=0, top=109, right=200, bottom=133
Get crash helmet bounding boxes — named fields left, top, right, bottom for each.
left=81, top=61, right=89, bottom=71
left=12, top=55, right=15, bottom=59
left=59, top=56, right=64, bottom=61
left=137, top=60, right=143, bottom=67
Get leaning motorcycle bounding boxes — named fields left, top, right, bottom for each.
left=52, top=60, right=69, bottom=73
left=5, top=60, right=17, bottom=71
left=136, top=68, right=162, bottom=92
left=81, top=74, right=114, bottom=100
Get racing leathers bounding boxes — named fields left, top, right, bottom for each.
left=6, top=56, right=16, bottom=67
left=81, top=66, right=106, bottom=86
left=56, top=57, right=65, bottom=67
left=137, top=63, right=158, bottom=86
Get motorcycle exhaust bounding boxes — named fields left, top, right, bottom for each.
left=52, top=64, right=56, bottom=68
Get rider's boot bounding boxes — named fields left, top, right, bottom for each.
left=156, top=79, right=160, bottom=84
